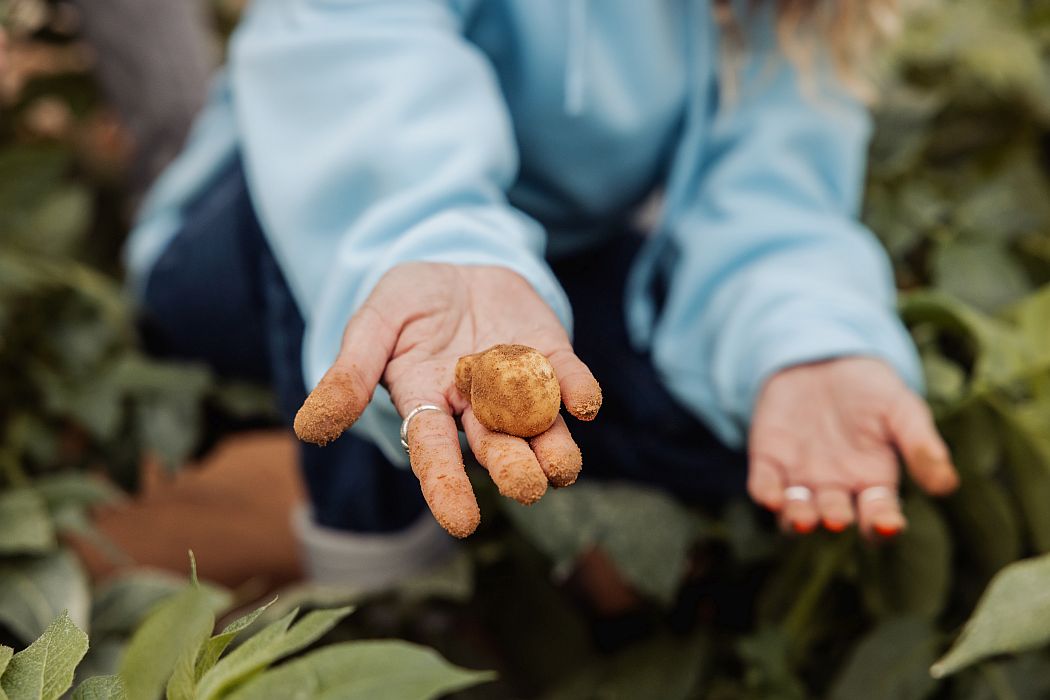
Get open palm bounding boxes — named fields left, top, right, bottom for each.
left=748, top=358, right=959, bottom=537
left=294, top=263, right=601, bottom=538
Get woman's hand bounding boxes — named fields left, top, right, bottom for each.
left=294, top=263, right=601, bottom=538
left=747, top=357, right=959, bottom=538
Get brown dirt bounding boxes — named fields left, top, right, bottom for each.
left=530, top=416, right=583, bottom=488
left=564, top=379, right=603, bottom=422
left=474, top=433, right=548, bottom=505
left=407, top=412, right=480, bottom=539
left=71, top=431, right=305, bottom=590
left=293, top=368, right=362, bottom=445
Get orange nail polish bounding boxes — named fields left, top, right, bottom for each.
left=874, top=523, right=902, bottom=537
left=824, top=519, right=848, bottom=533
left=793, top=521, right=817, bottom=535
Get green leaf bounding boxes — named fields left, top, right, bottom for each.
left=134, top=397, right=203, bottom=470
left=946, top=477, right=1022, bottom=577
left=0, top=551, right=90, bottom=644
left=860, top=496, right=952, bottom=619
left=90, top=571, right=186, bottom=638
left=210, top=382, right=277, bottom=420
left=264, top=550, right=474, bottom=622
left=959, top=654, right=1050, bottom=700
left=0, top=646, right=13, bottom=676
left=902, top=292, right=1033, bottom=393
left=193, top=597, right=277, bottom=682
left=117, top=581, right=230, bottom=700
left=112, top=356, right=213, bottom=470
left=736, top=628, right=807, bottom=700
left=933, top=553, right=1050, bottom=678
left=544, top=632, right=708, bottom=700
left=931, top=241, right=1032, bottom=312
left=1008, top=282, right=1050, bottom=353
left=74, top=641, right=123, bottom=685
left=953, top=151, right=1050, bottom=244
left=31, top=474, right=122, bottom=514
left=828, top=617, right=941, bottom=700
left=0, top=490, right=56, bottom=555
left=164, top=626, right=211, bottom=700
left=503, top=481, right=701, bottom=604
left=720, top=499, right=776, bottom=564
left=938, top=403, right=1002, bottom=479
left=70, top=676, right=127, bottom=700
left=998, top=406, right=1050, bottom=552
left=195, top=606, right=353, bottom=700
left=224, top=641, right=495, bottom=700
left=921, top=351, right=967, bottom=407
left=25, top=186, right=91, bottom=255
left=0, top=611, right=88, bottom=700
left=0, top=147, right=69, bottom=221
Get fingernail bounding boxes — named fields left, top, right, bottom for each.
left=823, top=519, right=848, bottom=533
left=874, top=522, right=902, bottom=537
left=793, top=520, right=817, bottom=535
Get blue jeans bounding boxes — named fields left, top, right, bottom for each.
left=141, top=159, right=746, bottom=533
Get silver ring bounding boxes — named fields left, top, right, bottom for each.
left=784, top=485, right=813, bottom=502
left=400, top=404, right=445, bottom=452
left=858, top=485, right=897, bottom=505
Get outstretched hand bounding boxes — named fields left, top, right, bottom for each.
left=293, top=263, right=602, bottom=538
left=748, top=357, right=959, bottom=538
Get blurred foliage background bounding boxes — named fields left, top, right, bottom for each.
left=5, top=0, right=1050, bottom=698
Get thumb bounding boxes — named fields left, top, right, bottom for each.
left=294, top=303, right=398, bottom=445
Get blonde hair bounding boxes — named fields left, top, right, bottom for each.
left=715, top=0, right=901, bottom=101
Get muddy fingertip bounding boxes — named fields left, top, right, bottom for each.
left=293, top=369, right=362, bottom=445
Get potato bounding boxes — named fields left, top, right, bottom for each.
left=456, top=344, right=560, bottom=438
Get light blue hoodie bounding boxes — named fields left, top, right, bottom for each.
left=127, top=0, right=921, bottom=464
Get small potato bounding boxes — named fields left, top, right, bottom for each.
left=456, top=344, right=560, bottom=438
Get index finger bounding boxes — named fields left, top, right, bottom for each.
left=294, top=303, right=398, bottom=445
left=407, top=409, right=481, bottom=539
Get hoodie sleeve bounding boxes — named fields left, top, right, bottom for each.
left=227, top=0, right=571, bottom=399
left=639, top=16, right=921, bottom=449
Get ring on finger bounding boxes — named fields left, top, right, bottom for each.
left=857, top=485, right=898, bottom=505
left=784, top=485, right=813, bottom=503
left=400, top=404, right=446, bottom=452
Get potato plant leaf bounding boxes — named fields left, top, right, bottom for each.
left=0, top=611, right=88, bottom=700
left=0, top=490, right=55, bottom=555
left=931, top=241, right=1032, bottom=313
left=117, top=579, right=230, bottom=700
left=90, top=571, right=186, bottom=638
left=945, top=477, right=1021, bottom=577
left=70, top=676, right=127, bottom=700
left=0, top=551, right=90, bottom=644
left=193, top=597, right=277, bottom=682
left=503, top=481, right=701, bottom=604
left=195, top=606, right=353, bottom=700
left=860, top=496, right=951, bottom=620
left=998, top=406, right=1050, bottom=552
left=545, top=631, right=708, bottom=700
left=932, top=553, right=1050, bottom=678
left=960, top=654, right=1050, bottom=700
left=224, top=640, right=495, bottom=700
left=165, top=624, right=212, bottom=700
left=829, top=617, right=941, bottom=700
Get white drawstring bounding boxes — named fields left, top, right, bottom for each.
left=564, top=0, right=589, bottom=115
